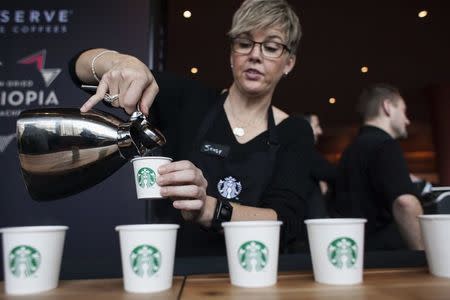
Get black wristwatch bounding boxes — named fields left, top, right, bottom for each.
left=210, top=199, right=233, bottom=231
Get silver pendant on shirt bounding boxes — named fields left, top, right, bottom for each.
left=232, top=127, right=245, bottom=137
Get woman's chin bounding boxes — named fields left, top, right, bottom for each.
left=239, top=82, right=268, bottom=95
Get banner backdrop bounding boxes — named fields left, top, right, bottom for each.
left=0, top=1, right=155, bottom=279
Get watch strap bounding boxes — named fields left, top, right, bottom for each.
left=211, top=199, right=233, bottom=231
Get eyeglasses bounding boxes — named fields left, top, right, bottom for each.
left=231, top=37, right=291, bottom=58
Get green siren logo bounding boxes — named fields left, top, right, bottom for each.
left=130, top=244, right=161, bottom=277
left=327, top=237, right=358, bottom=269
left=238, top=241, right=268, bottom=272
left=137, top=167, right=156, bottom=188
left=9, top=245, right=41, bottom=277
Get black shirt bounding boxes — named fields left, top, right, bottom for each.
left=310, top=150, right=337, bottom=185
left=331, top=126, right=418, bottom=236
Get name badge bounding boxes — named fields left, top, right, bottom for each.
left=200, top=141, right=230, bottom=157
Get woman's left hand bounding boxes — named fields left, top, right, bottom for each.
left=157, top=160, right=215, bottom=225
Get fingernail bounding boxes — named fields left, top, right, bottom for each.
left=160, top=187, right=167, bottom=196
left=158, top=166, right=166, bottom=173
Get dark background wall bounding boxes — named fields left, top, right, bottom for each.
left=162, top=0, right=450, bottom=182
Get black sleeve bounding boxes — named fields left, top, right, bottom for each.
left=370, top=140, right=419, bottom=207
left=260, top=118, right=315, bottom=243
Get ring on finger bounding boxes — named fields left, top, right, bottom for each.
left=103, top=93, right=119, bottom=104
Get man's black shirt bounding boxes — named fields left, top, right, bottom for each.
left=331, top=126, right=418, bottom=237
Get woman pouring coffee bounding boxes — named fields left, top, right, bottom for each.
left=72, top=0, right=313, bottom=256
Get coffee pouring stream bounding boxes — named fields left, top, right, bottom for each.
left=16, top=108, right=166, bottom=201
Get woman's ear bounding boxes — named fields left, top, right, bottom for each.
left=283, top=55, right=296, bottom=75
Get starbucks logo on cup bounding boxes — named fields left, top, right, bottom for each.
left=130, top=244, right=161, bottom=277
left=137, top=167, right=156, bottom=188
left=9, top=245, right=41, bottom=277
left=238, top=241, right=268, bottom=272
left=327, top=237, right=358, bottom=269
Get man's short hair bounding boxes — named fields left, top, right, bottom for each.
left=357, top=83, right=402, bottom=121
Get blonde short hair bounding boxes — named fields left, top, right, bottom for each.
left=228, top=0, right=302, bottom=54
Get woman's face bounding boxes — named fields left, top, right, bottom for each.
left=230, top=27, right=296, bottom=98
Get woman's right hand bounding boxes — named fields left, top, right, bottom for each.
left=79, top=52, right=158, bottom=116
left=157, top=160, right=217, bottom=226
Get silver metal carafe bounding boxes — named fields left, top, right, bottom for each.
left=16, top=108, right=166, bottom=201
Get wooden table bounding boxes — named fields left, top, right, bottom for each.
left=0, top=277, right=184, bottom=300
left=181, top=268, right=450, bottom=300
left=2, top=268, right=450, bottom=299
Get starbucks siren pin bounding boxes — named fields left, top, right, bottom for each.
left=131, top=156, right=172, bottom=199
left=305, top=218, right=366, bottom=285
left=217, top=176, right=242, bottom=199
left=0, top=226, right=68, bottom=295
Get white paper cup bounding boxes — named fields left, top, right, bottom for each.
left=131, top=156, right=173, bottom=199
left=305, top=218, right=366, bottom=285
left=115, top=224, right=179, bottom=293
left=0, top=226, right=68, bottom=295
left=222, top=221, right=282, bottom=288
left=419, top=214, right=450, bottom=278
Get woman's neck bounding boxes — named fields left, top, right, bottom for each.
left=227, top=84, right=272, bottom=116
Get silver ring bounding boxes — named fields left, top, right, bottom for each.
left=103, top=93, right=119, bottom=104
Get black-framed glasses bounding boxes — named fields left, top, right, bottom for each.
left=231, top=37, right=291, bottom=58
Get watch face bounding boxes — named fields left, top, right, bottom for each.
left=219, top=200, right=233, bottom=220
left=211, top=199, right=233, bottom=231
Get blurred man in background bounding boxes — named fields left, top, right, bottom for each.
left=331, top=83, right=424, bottom=250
